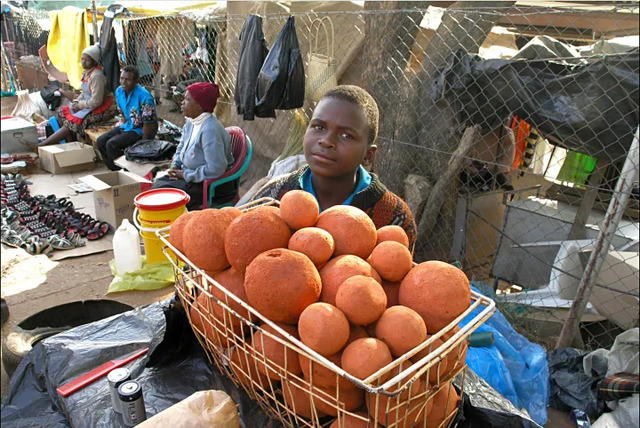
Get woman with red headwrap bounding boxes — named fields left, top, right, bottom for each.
left=150, top=82, right=234, bottom=210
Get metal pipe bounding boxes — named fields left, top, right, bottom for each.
left=556, top=125, right=640, bottom=349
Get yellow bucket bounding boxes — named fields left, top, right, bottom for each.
left=133, top=189, right=190, bottom=264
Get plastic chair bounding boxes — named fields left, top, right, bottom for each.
left=201, top=126, right=253, bottom=209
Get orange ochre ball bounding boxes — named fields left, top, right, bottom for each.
left=399, top=261, right=471, bottom=333
left=426, top=383, right=459, bottom=428
left=376, top=225, right=410, bottom=248
left=280, top=190, right=320, bottom=230
left=368, top=241, right=413, bottom=282
left=224, top=205, right=291, bottom=272
left=299, top=303, right=350, bottom=356
left=329, top=411, right=370, bottom=428
left=375, top=306, right=427, bottom=357
left=252, top=322, right=302, bottom=380
left=336, top=275, right=387, bottom=326
left=298, top=351, right=357, bottom=391
left=183, top=209, right=232, bottom=272
left=169, top=210, right=197, bottom=255
left=288, top=227, right=335, bottom=268
left=341, top=338, right=393, bottom=381
left=244, top=249, right=322, bottom=324
left=209, top=267, right=253, bottom=327
left=319, top=255, right=382, bottom=306
left=315, top=205, right=377, bottom=259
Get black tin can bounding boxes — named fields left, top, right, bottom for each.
left=118, top=380, right=147, bottom=426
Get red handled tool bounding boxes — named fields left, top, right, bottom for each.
left=56, top=348, right=149, bottom=397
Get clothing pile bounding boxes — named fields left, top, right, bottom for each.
left=1, top=174, right=109, bottom=255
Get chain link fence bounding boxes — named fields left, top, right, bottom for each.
left=3, top=2, right=639, bottom=352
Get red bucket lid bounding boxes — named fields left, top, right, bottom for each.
left=134, top=189, right=190, bottom=211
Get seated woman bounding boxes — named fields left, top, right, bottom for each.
left=38, top=45, right=116, bottom=146
left=150, top=82, right=234, bottom=211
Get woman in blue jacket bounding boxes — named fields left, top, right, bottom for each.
left=151, top=82, right=234, bottom=210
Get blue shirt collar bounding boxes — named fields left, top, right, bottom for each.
left=298, top=165, right=372, bottom=212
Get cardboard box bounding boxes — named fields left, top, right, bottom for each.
left=79, top=171, right=151, bottom=229
left=1, top=117, right=38, bottom=154
left=38, top=142, right=96, bottom=174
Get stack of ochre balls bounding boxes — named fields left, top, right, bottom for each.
left=169, top=191, right=471, bottom=428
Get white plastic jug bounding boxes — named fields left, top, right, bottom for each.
left=113, top=219, right=142, bottom=275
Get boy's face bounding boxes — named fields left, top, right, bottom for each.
left=303, top=98, right=377, bottom=180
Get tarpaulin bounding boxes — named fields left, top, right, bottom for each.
left=433, top=48, right=639, bottom=161
left=1, top=298, right=541, bottom=428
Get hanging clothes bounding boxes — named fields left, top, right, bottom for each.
left=47, top=6, right=90, bottom=89
left=234, top=14, right=269, bottom=121
left=157, top=18, right=186, bottom=78
left=556, top=151, right=597, bottom=185
left=99, top=4, right=125, bottom=93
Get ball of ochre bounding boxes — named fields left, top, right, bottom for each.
left=329, top=411, right=370, bottom=428
left=299, top=351, right=356, bottom=391
left=376, top=306, right=427, bottom=357
left=281, top=381, right=324, bottom=419
left=280, top=190, right=319, bottom=230
left=368, top=241, right=413, bottom=282
left=315, top=205, right=377, bottom=259
left=319, top=255, right=381, bottom=306
left=299, top=303, right=350, bottom=356
left=426, top=383, right=459, bottom=428
left=183, top=209, right=232, bottom=271
left=367, top=381, right=430, bottom=427
left=341, top=338, right=392, bottom=381
left=347, top=324, right=370, bottom=345
left=399, top=261, right=470, bottom=333
left=376, top=225, right=410, bottom=248
left=410, top=335, right=451, bottom=384
left=209, top=268, right=253, bottom=327
left=288, top=227, right=335, bottom=268
left=244, top=249, right=321, bottom=324
left=336, top=275, right=387, bottom=326
left=189, top=291, right=243, bottom=348
left=229, top=347, right=271, bottom=390
left=169, top=211, right=197, bottom=255
left=252, top=322, right=302, bottom=379
left=220, top=206, right=243, bottom=221
left=224, top=205, right=291, bottom=271
left=312, top=383, right=364, bottom=416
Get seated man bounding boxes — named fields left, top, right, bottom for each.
left=150, top=82, right=234, bottom=211
left=97, top=65, right=157, bottom=170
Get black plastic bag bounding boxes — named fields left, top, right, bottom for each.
left=124, top=139, right=176, bottom=162
left=255, top=16, right=304, bottom=117
left=548, top=348, right=608, bottom=419
left=235, top=14, right=269, bottom=121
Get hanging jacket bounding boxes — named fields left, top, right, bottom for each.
left=234, top=14, right=269, bottom=121
left=255, top=16, right=305, bottom=114
left=99, top=4, right=125, bottom=93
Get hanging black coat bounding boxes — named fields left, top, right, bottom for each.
left=234, top=14, right=269, bottom=121
left=99, top=5, right=125, bottom=93
left=255, top=16, right=304, bottom=114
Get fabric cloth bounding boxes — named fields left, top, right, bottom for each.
left=115, top=84, right=157, bottom=136
left=171, top=114, right=233, bottom=183
left=97, top=127, right=142, bottom=170
left=234, top=14, right=269, bottom=121
left=157, top=18, right=186, bottom=78
left=299, top=165, right=372, bottom=211
left=99, top=5, right=124, bottom=93
left=187, top=82, right=220, bottom=113
left=47, top=6, right=90, bottom=89
left=251, top=165, right=417, bottom=251
left=82, top=45, right=101, bottom=64
left=598, top=373, right=640, bottom=401
left=58, top=94, right=116, bottom=137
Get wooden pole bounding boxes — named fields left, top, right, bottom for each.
left=556, top=126, right=640, bottom=349
left=417, top=125, right=480, bottom=243
left=567, top=158, right=609, bottom=240
left=91, top=0, right=99, bottom=44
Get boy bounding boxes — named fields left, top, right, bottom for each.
left=97, top=65, right=158, bottom=170
left=252, top=85, right=417, bottom=250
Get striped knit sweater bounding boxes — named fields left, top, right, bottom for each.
left=251, top=166, right=417, bottom=251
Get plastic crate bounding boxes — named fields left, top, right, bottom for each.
left=156, top=198, right=496, bottom=427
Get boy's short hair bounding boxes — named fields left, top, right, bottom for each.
left=122, top=65, right=140, bottom=81
left=320, top=85, right=379, bottom=145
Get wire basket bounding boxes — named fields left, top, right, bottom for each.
left=156, top=198, right=496, bottom=428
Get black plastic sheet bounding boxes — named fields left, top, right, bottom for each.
left=1, top=298, right=541, bottom=428
left=433, top=48, right=639, bottom=161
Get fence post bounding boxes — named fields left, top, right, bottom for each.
left=91, top=0, right=99, bottom=43
left=556, top=125, right=640, bottom=349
